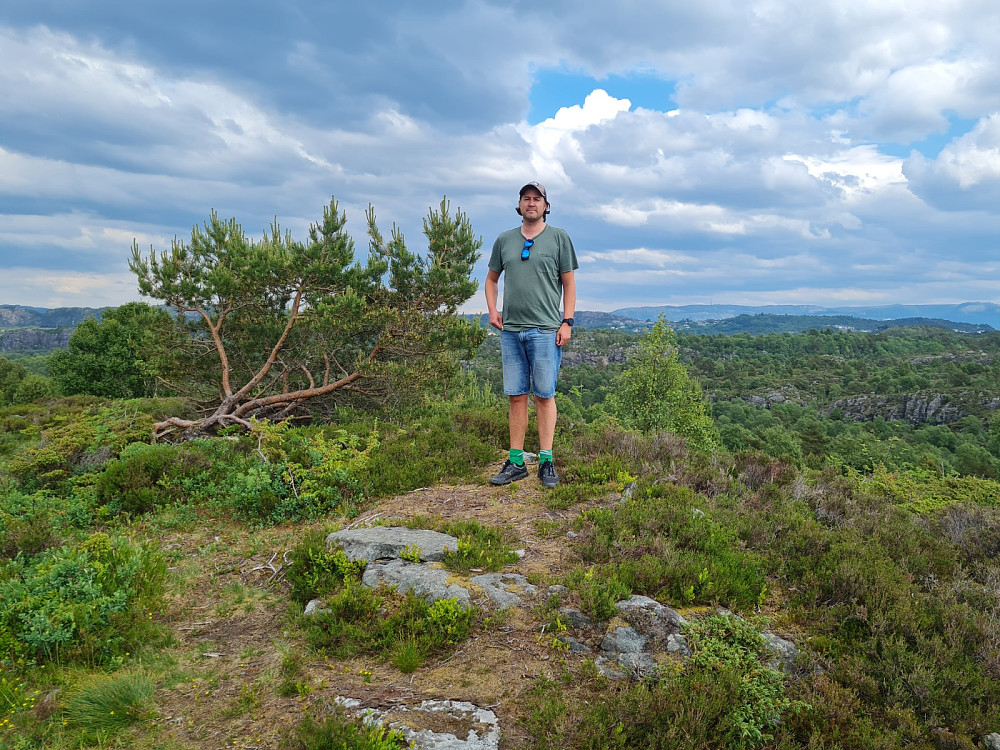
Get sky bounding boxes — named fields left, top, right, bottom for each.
left=1, top=1, right=999, bottom=313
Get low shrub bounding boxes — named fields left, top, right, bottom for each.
left=436, top=519, right=520, bottom=574
left=95, top=442, right=210, bottom=515
left=304, top=584, right=474, bottom=670
left=0, top=533, right=166, bottom=665
left=568, top=483, right=767, bottom=610
left=286, top=528, right=365, bottom=604
left=520, top=616, right=806, bottom=750
left=281, top=705, right=409, bottom=750
left=0, top=489, right=93, bottom=558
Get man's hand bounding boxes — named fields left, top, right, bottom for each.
left=557, top=322, right=571, bottom=346
left=489, top=310, right=503, bottom=330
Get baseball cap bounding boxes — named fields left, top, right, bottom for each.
left=519, top=182, right=548, bottom=201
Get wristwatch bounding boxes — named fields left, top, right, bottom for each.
left=561, top=317, right=574, bottom=327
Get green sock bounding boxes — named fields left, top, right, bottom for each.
left=540, top=449, right=553, bottom=464
left=509, top=449, right=525, bottom=466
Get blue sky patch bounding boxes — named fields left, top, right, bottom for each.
left=528, top=69, right=677, bottom=123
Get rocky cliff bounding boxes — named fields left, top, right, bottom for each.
left=0, top=327, right=74, bottom=351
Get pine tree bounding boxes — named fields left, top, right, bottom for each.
left=607, top=315, right=720, bottom=453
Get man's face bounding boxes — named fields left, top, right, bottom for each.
left=519, top=189, right=547, bottom=220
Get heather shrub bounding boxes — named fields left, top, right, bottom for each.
left=0, top=533, right=166, bottom=665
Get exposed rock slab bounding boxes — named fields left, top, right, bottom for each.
left=328, top=527, right=458, bottom=563
left=361, top=559, right=470, bottom=605
left=614, top=595, right=687, bottom=651
left=469, top=573, right=537, bottom=609
left=337, top=697, right=499, bottom=750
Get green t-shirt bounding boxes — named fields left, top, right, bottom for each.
left=488, top=225, right=579, bottom=332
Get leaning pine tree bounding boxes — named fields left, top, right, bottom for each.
left=606, top=314, right=721, bottom=453
left=129, top=197, right=485, bottom=440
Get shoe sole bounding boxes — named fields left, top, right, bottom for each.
left=490, top=471, right=528, bottom=486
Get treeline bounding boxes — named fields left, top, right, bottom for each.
left=466, top=324, right=1000, bottom=479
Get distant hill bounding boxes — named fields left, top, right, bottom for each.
left=466, top=310, right=651, bottom=332
left=0, top=305, right=106, bottom=328
left=673, top=314, right=994, bottom=336
left=615, top=302, right=1000, bottom=329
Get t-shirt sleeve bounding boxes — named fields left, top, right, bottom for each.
left=559, top=231, right=579, bottom=273
left=488, top=236, right=505, bottom=274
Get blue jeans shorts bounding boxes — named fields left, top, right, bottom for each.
left=500, top=328, right=562, bottom=399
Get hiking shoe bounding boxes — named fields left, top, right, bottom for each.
left=538, top=461, right=559, bottom=488
left=490, top=459, right=529, bottom=485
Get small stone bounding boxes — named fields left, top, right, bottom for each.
left=304, top=599, right=327, bottom=617
left=984, top=733, right=1000, bottom=750
left=666, top=633, right=691, bottom=657
left=559, top=636, right=591, bottom=654
left=763, top=632, right=798, bottom=674
left=558, top=607, right=594, bottom=630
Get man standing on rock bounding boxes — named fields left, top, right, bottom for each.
left=485, top=182, right=578, bottom=489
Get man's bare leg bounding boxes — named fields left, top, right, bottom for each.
left=535, top=395, right=557, bottom=452
left=509, top=394, right=529, bottom=450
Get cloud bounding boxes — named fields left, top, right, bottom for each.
left=1, top=1, right=999, bottom=311
left=904, top=114, right=1000, bottom=209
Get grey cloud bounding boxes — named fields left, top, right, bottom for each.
left=904, top=115, right=1000, bottom=211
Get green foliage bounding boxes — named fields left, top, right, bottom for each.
left=49, top=303, right=182, bottom=399
left=683, top=615, right=806, bottom=747
left=0, top=358, right=55, bottom=407
left=568, top=483, right=767, bottom=611
left=303, top=584, right=473, bottom=669
left=849, top=463, right=1000, bottom=514
left=0, top=533, right=166, bottom=665
left=521, top=624, right=806, bottom=750
left=62, top=672, right=154, bottom=742
left=606, top=316, right=720, bottom=453
left=155, top=423, right=378, bottom=525
left=436, top=519, right=520, bottom=574
left=0, top=489, right=92, bottom=557
left=282, top=706, right=409, bottom=750
left=356, top=406, right=505, bottom=496
left=250, top=418, right=377, bottom=519
left=4, top=403, right=155, bottom=490
left=286, top=528, right=365, bottom=604
left=129, top=197, right=485, bottom=437
left=95, top=442, right=210, bottom=515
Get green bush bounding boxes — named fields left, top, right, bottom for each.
left=436, top=519, right=520, bottom=574
left=304, top=584, right=474, bottom=669
left=520, top=616, right=805, bottom=750
left=0, top=489, right=93, bottom=558
left=286, top=528, right=365, bottom=604
left=281, top=706, right=409, bottom=750
left=0, top=533, right=166, bottom=665
left=4, top=405, right=155, bottom=490
left=95, top=442, right=210, bottom=515
left=352, top=407, right=503, bottom=496
left=569, top=483, right=767, bottom=610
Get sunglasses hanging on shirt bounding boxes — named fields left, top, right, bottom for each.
left=521, top=239, right=533, bottom=261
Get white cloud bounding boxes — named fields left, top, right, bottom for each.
left=1, top=1, right=1000, bottom=311
left=517, top=89, right=631, bottom=183
left=904, top=114, right=1000, bottom=209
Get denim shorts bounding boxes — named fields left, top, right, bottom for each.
left=500, top=328, right=562, bottom=399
